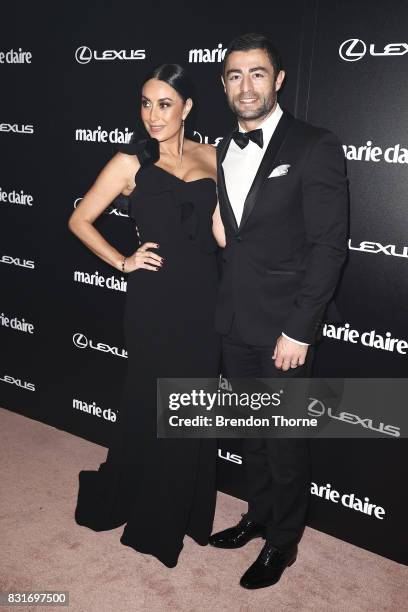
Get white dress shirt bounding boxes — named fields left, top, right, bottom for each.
left=222, top=103, right=309, bottom=347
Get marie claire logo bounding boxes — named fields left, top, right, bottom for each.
left=0, top=123, right=34, bottom=134
left=74, top=269, right=127, bottom=292
left=0, top=312, right=34, bottom=334
left=323, top=322, right=408, bottom=355
left=0, top=255, right=35, bottom=269
left=307, top=397, right=400, bottom=437
left=311, top=482, right=385, bottom=519
left=343, top=141, right=408, bottom=164
left=73, top=398, right=117, bottom=422
left=189, top=43, right=226, bottom=63
left=73, top=332, right=128, bottom=358
left=75, top=126, right=133, bottom=143
left=193, top=131, right=223, bottom=147
left=0, top=48, right=32, bottom=64
left=339, top=38, right=408, bottom=62
left=0, top=187, right=33, bottom=206
left=75, top=46, right=146, bottom=64
left=348, top=238, right=408, bottom=259
left=0, top=373, right=35, bottom=392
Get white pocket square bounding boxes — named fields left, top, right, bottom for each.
left=268, top=164, right=291, bottom=178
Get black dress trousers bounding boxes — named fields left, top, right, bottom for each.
left=221, top=315, right=314, bottom=549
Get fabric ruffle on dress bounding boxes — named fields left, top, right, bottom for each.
left=110, top=133, right=160, bottom=215
left=115, top=133, right=160, bottom=166
left=178, top=198, right=218, bottom=254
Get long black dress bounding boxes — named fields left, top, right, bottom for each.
left=74, top=142, right=221, bottom=568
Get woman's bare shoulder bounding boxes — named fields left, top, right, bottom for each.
left=187, top=141, right=216, bottom=167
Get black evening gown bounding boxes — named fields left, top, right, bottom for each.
left=74, top=143, right=221, bottom=568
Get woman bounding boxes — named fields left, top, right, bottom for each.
left=69, top=64, right=225, bottom=568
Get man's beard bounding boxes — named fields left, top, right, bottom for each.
left=230, top=92, right=276, bottom=121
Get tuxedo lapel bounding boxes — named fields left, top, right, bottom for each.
left=238, top=109, right=295, bottom=231
left=216, top=131, right=239, bottom=233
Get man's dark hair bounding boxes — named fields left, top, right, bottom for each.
left=222, top=33, right=283, bottom=78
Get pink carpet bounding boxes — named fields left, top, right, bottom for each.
left=1, top=407, right=407, bottom=612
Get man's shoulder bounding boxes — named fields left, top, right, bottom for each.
left=289, top=113, right=341, bottom=146
left=286, top=114, right=345, bottom=172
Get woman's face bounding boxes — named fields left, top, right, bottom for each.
left=141, top=78, right=191, bottom=142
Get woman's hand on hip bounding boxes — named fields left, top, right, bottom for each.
left=124, top=242, right=164, bottom=272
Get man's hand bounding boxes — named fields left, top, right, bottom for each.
left=272, top=335, right=308, bottom=371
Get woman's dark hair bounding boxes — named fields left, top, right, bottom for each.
left=222, top=33, right=283, bottom=78
left=125, top=63, right=196, bottom=166
left=143, top=63, right=195, bottom=103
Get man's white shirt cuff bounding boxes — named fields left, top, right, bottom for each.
left=282, top=332, right=310, bottom=346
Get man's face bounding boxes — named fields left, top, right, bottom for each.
left=222, top=48, right=285, bottom=122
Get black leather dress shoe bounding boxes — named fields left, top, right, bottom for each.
left=209, top=513, right=265, bottom=549
left=239, top=541, right=298, bottom=589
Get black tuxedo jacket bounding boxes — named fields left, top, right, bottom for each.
left=215, top=108, right=349, bottom=346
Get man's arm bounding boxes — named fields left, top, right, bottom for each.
left=282, top=130, right=349, bottom=344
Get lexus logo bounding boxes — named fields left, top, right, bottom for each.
left=0, top=123, right=34, bottom=134
left=75, top=46, right=146, bottom=64
left=75, top=46, right=93, bottom=64
left=339, top=38, right=367, bottom=61
left=339, top=38, right=408, bottom=62
left=73, top=333, right=88, bottom=348
left=72, top=332, right=127, bottom=358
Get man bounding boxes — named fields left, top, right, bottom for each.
left=210, top=33, right=348, bottom=589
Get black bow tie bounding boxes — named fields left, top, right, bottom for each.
left=232, top=128, right=263, bottom=149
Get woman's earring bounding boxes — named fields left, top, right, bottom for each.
left=179, top=118, right=185, bottom=167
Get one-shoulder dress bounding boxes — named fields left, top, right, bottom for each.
left=74, top=142, right=221, bottom=568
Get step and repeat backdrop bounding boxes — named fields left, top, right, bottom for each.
left=1, top=1, right=406, bottom=564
